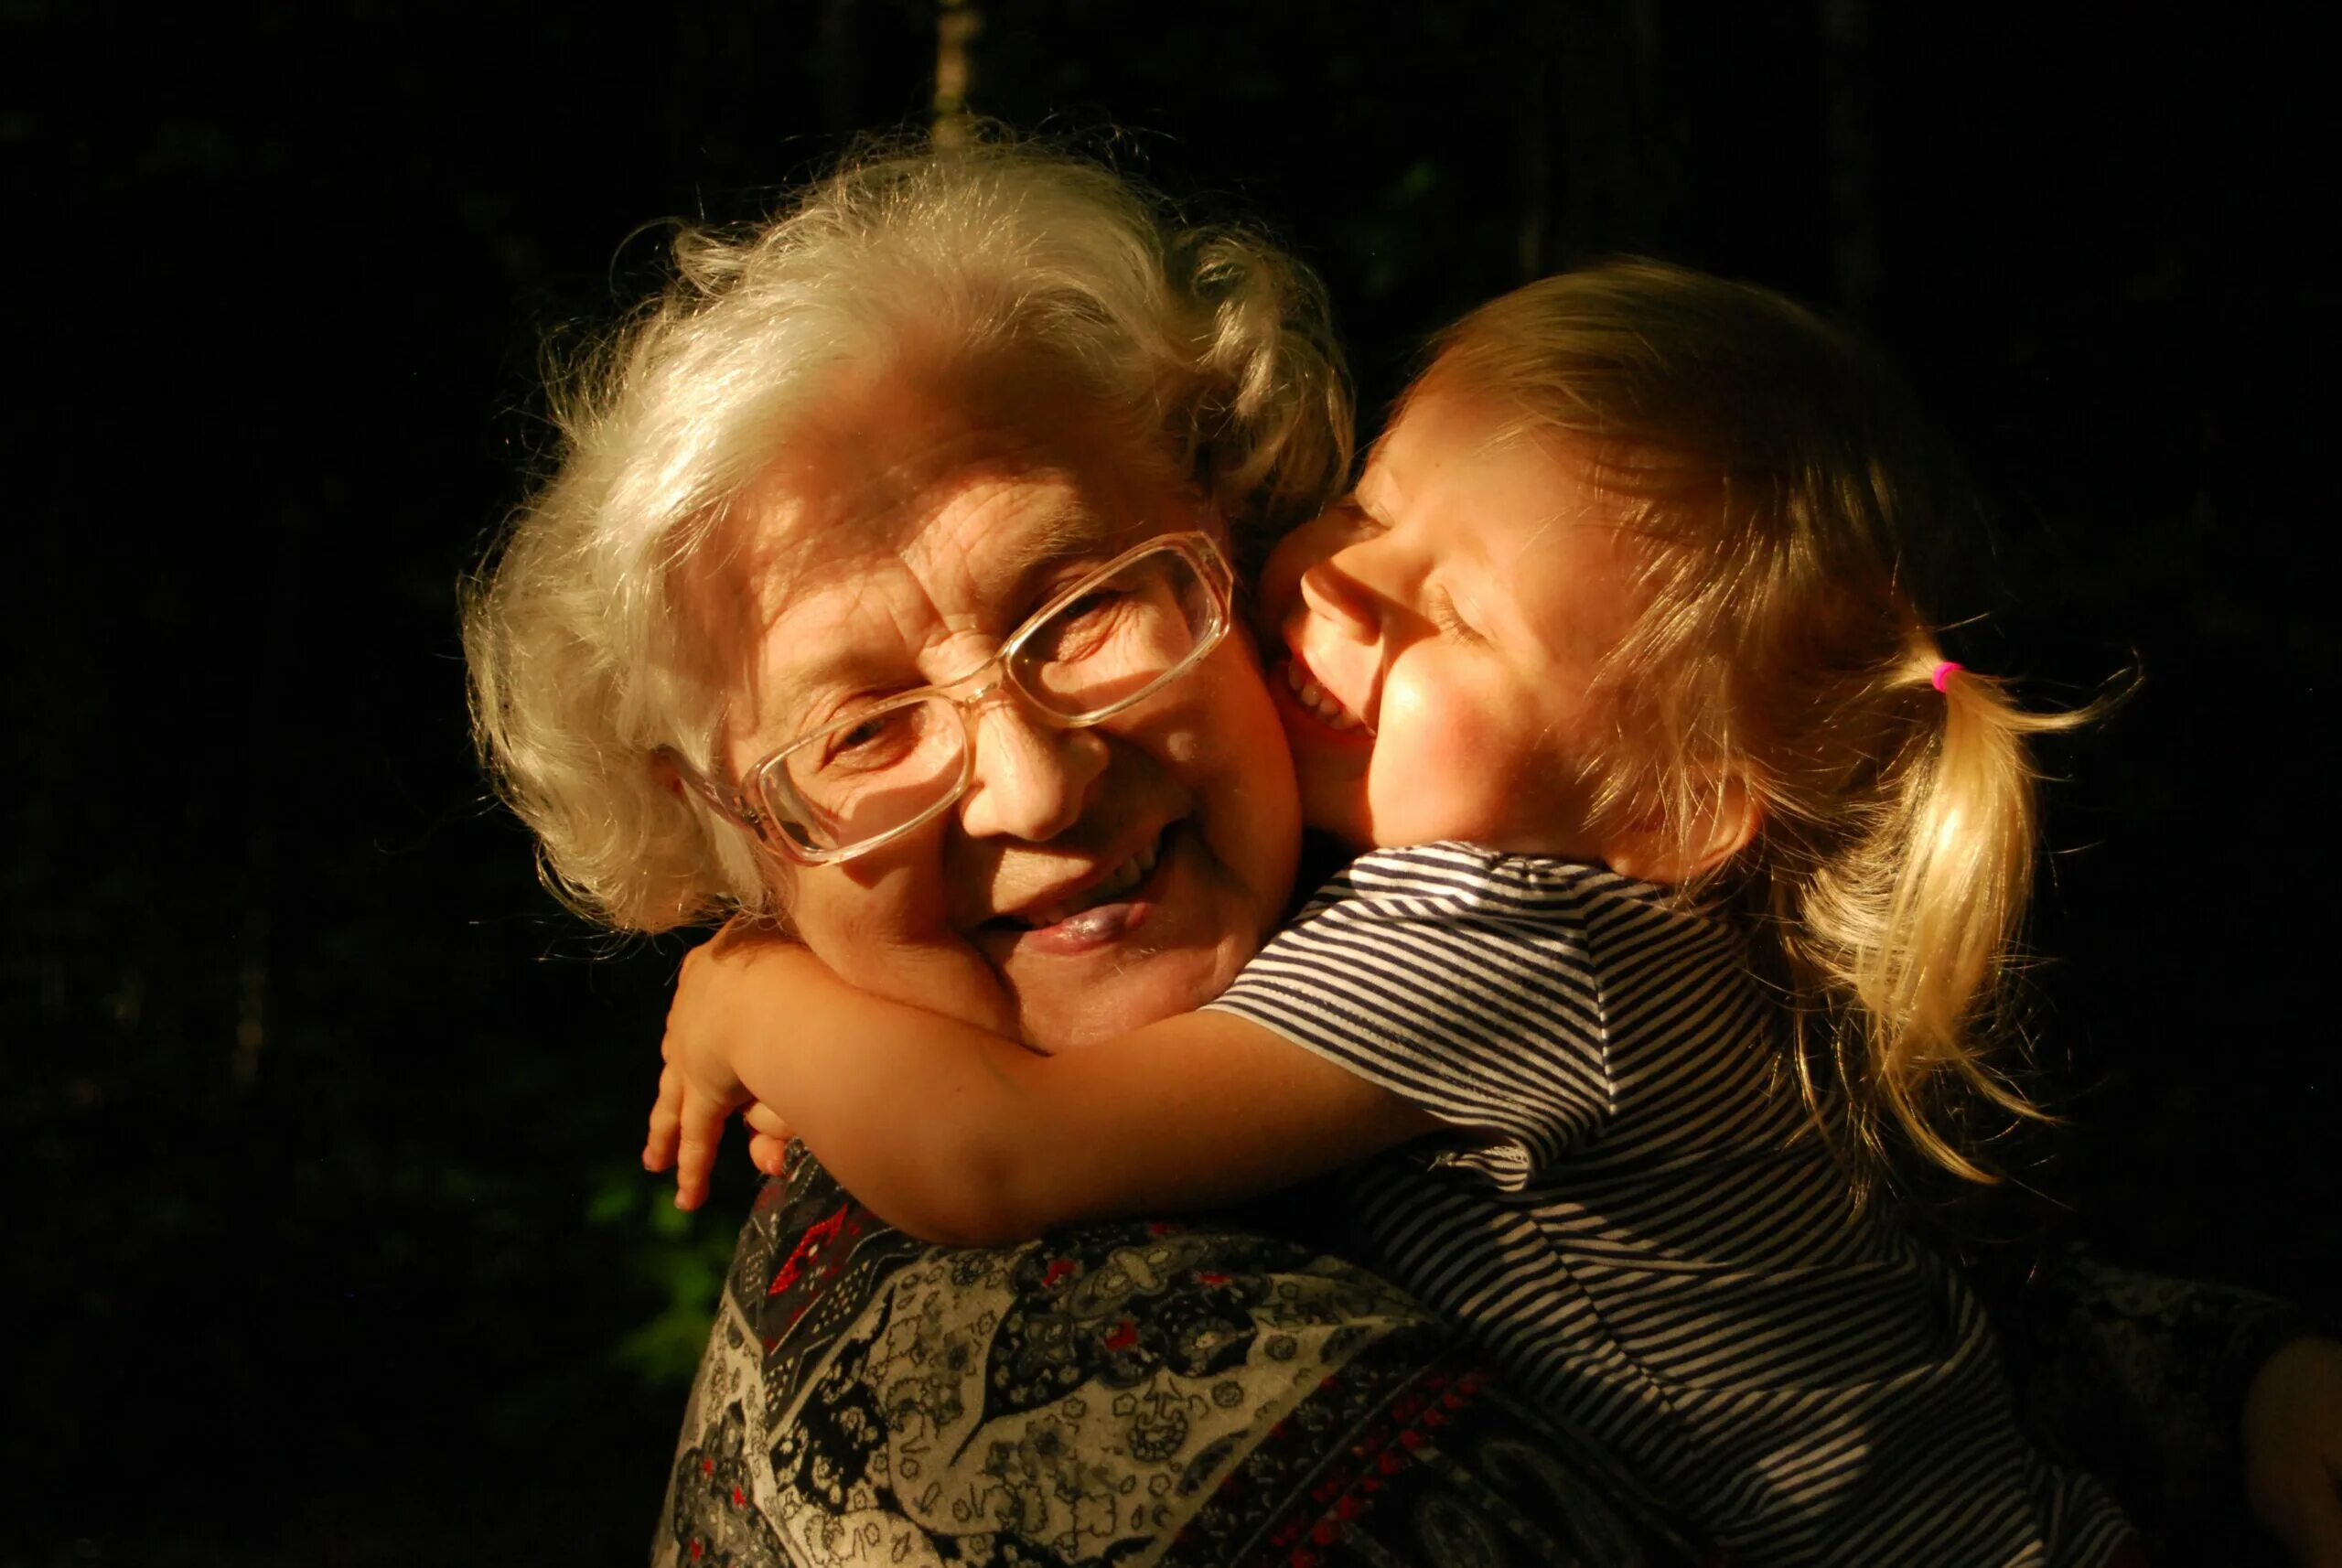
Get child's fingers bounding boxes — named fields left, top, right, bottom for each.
left=746, top=1131, right=791, bottom=1178
left=673, top=1103, right=725, bottom=1211
left=644, top=1064, right=686, bottom=1172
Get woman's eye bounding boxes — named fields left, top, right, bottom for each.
left=1055, top=588, right=1122, bottom=624
left=820, top=709, right=913, bottom=768
left=1035, top=588, right=1134, bottom=659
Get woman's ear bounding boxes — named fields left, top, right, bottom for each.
left=1601, top=777, right=1761, bottom=886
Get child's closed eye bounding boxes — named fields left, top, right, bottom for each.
left=1427, top=585, right=1484, bottom=641
left=1332, top=496, right=1391, bottom=540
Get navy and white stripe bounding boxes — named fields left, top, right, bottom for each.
left=1209, top=843, right=2131, bottom=1567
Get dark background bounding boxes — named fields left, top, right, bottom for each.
left=5, top=2, right=2335, bottom=1562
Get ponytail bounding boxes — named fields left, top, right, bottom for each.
left=1772, top=657, right=2109, bottom=1185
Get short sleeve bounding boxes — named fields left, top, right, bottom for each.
left=1207, top=844, right=1618, bottom=1187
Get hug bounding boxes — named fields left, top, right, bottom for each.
left=466, top=132, right=2339, bottom=1565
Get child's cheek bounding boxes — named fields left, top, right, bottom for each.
left=1369, top=682, right=1519, bottom=843
left=1386, top=678, right=1499, bottom=772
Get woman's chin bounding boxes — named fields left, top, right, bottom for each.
left=1026, top=945, right=1250, bottom=1051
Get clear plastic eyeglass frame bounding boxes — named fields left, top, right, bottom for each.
left=658, top=529, right=1234, bottom=866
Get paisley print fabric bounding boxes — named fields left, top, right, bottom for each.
left=655, top=1152, right=1707, bottom=1568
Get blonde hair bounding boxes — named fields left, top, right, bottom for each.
left=1425, top=259, right=2102, bottom=1185
left=462, top=131, right=1350, bottom=932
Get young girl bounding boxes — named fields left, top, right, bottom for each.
left=648, top=259, right=2136, bottom=1564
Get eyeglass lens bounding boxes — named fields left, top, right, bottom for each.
left=770, top=546, right=1219, bottom=852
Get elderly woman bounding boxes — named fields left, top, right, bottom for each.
left=467, top=136, right=2338, bottom=1565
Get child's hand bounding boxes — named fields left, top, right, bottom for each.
left=643, top=921, right=801, bottom=1209
left=643, top=1045, right=747, bottom=1213
left=2247, top=1335, right=2342, bottom=1568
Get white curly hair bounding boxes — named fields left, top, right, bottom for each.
left=462, top=132, right=1351, bottom=931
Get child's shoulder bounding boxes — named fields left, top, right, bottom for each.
left=1273, top=844, right=1748, bottom=990
left=1322, top=842, right=1657, bottom=911
left=1305, top=843, right=1742, bottom=949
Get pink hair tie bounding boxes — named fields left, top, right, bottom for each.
left=1930, top=660, right=1963, bottom=693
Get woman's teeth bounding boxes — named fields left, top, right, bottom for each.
left=1284, top=659, right=1365, bottom=731
left=1023, top=836, right=1162, bottom=928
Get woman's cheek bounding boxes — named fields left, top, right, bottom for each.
left=790, top=854, right=1021, bottom=1035
left=1192, top=642, right=1303, bottom=925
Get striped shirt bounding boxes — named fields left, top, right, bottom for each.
left=1209, top=844, right=2132, bottom=1566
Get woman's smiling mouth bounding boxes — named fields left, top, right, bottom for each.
left=971, top=823, right=1186, bottom=961
left=1012, top=832, right=1165, bottom=929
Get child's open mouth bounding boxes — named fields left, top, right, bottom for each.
left=1276, top=655, right=1371, bottom=736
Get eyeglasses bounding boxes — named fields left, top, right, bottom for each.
left=661, top=530, right=1234, bottom=865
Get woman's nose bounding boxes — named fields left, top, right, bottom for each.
left=956, top=700, right=1110, bottom=843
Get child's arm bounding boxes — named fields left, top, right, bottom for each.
left=644, top=929, right=1441, bottom=1245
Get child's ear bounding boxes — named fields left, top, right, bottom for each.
left=1602, top=778, right=1760, bottom=886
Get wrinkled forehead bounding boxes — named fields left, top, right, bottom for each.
left=680, top=363, right=1191, bottom=746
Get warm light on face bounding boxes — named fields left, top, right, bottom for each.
left=1259, top=383, right=1642, bottom=861
left=663, top=532, right=1234, bottom=865
left=694, top=364, right=1300, bottom=1051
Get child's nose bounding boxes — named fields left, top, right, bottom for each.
left=1296, top=557, right=1380, bottom=642
left=1262, top=495, right=1386, bottom=615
